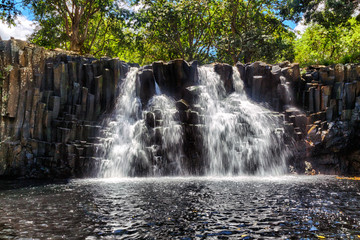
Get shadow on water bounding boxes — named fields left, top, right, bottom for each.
left=0, top=179, right=69, bottom=191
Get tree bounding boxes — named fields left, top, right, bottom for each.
left=24, top=0, right=117, bottom=54
left=0, top=0, right=19, bottom=24
left=4, top=0, right=297, bottom=65
left=138, top=0, right=219, bottom=63
left=130, top=0, right=295, bottom=65
left=284, top=0, right=360, bottom=28
left=294, top=18, right=360, bottom=65
left=215, top=0, right=295, bottom=64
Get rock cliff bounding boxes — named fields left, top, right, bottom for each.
left=0, top=39, right=359, bottom=178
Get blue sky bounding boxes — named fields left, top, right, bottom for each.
left=284, top=20, right=297, bottom=29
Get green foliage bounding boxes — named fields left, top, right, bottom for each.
left=294, top=18, right=360, bottom=66
left=25, top=0, right=119, bottom=54
left=215, top=0, right=296, bottom=64
left=0, top=0, right=19, bottom=25
left=125, top=0, right=296, bottom=65
left=286, top=0, right=359, bottom=28
left=137, top=0, right=219, bottom=63
left=6, top=0, right=298, bottom=65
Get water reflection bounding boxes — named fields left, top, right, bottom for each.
left=0, top=176, right=359, bottom=239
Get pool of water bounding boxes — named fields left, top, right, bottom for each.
left=0, top=176, right=359, bottom=239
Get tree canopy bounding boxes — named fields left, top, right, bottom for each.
left=285, top=0, right=360, bottom=28
left=24, top=0, right=121, bottom=54
left=295, top=17, right=360, bottom=66
left=1, top=0, right=360, bottom=65
left=0, top=0, right=19, bottom=24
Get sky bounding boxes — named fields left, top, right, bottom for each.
left=0, top=15, right=35, bottom=40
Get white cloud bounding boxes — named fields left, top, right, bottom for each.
left=294, top=18, right=307, bottom=36
left=0, top=15, right=36, bottom=40
left=117, top=1, right=144, bottom=13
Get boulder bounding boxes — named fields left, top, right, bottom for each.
left=314, top=88, right=321, bottom=112
left=145, top=112, right=155, bottom=128
left=294, top=114, right=307, bottom=133
left=345, top=64, right=358, bottom=82
left=235, top=62, right=246, bottom=82
left=182, top=86, right=201, bottom=104
left=308, top=87, right=315, bottom=113
left=175, top=99, right=190, bottom=111
left=333, top=82, right=344, bottom=100
left=252, top=76, right=264, bottom=101
left=341, top=109, right=352, bottom=121
left=7, top=66, right=20, bottom=118
left=321, top=86, right=331, bottom=110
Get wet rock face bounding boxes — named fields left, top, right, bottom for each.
left=214, top=63, right=234, bottom=94
left=136, top=69, right=155, bottom=106
left=152, top=60, right=198, bottom=99
left=287, top=63, right=360, bottom=175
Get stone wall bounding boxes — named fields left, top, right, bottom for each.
left=0, top=39, right=131, bottom=178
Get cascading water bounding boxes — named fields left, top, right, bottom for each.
left=145, top=96, right=186, bottom=175
left=98, top=68, right=185, bottom=177
left=98, top=68, right=144, bottom=177
left=196, top=66, right=288, bottom=175
left=98, top=63, right=289, bottom=177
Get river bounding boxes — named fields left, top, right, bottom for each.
left=0, top=175, right=359, bottom=239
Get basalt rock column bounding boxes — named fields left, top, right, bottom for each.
left=0, top=39, right=129, bottom=178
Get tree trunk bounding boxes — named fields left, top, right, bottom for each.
left=70, top=39, right=81, bottom=52
left=244, top=51, right=251, bottom=63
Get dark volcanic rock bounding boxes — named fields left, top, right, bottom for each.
left=152, top=60, right=197, bottom=100
left=136, top=69, right=155, bottom=106
left=214, top=63, right=234, bottom=94
left=1, top=39, right=360, bottom=179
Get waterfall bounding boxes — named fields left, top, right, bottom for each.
left=98, top=64, right=289, bottom=177
left=98, top=68, right=144, bottom=177
left=279, top=75, right=295, bottom=108
left=145, top=95, right=185, bottom=176
left=98, top=68, right=185, bottom=177
left=155, top=80, right=162, bottom=95
left=196, top=66, right=288, bottom=175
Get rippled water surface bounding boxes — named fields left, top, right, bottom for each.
left=0, top=176, right=360, bottom=239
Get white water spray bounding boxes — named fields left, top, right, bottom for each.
left=99, top=65, right=289, bottom=177
left=98, top=68, right=184, bottom=177
left=197, top=66, right=288, bottom=176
